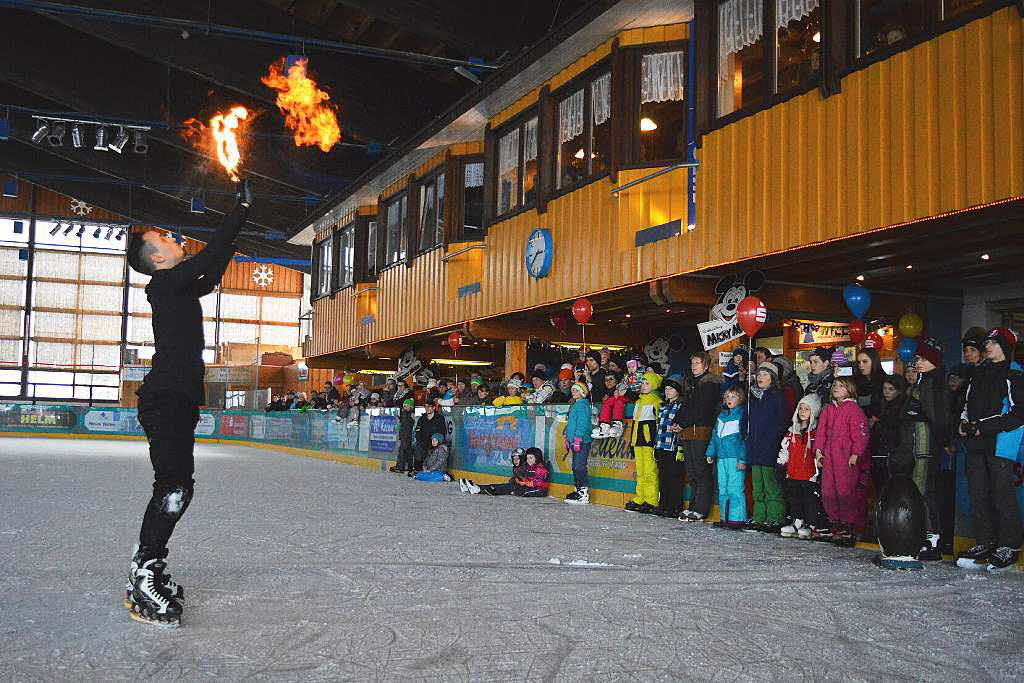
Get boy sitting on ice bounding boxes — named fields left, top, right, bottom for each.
left=414, top=433, right=451, bottom=482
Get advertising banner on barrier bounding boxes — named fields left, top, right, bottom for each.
left=456, top=407, right=534, bottom=468
left=265, top=415, right=293, bottom=441
left=369, top=414, right=398, bottom=454
left=83, top=409, right=141, bottom=434
left=0, top=404, right=77, bottom=429
left=248, top=414, right=266, bottom=439
left=545, top=414, right=636, bottom=483
left=196, top=413, right=216, bottom=436
left=220, top=414, right=248, bottom=437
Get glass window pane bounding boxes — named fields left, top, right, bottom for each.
left=522, top=119, right=538, bottom=204
left=0, top=339, right=22, bottom=368
left=638, top=53, right=687, bottom=162
left=80, top=314, right=122, bottom=341
left=777, top=1, right=821, bottom=92
left=858, top=0, right=929, bottom=57
left=497, top=128, right=520, bottom=214
left=590, top=75, right=611, bottom=174
left=435, top=174, right=445, bottom=246
left=340, top=227, right=354, bottom=287
left=32, top=311, right=76, bottom=339
left=557, top=90, right=586, bottom=189
left=943, top=0, right=986, bottom=19
left=399, top=195, right=408, bottom=261
left=261, top=296, right=298, bottom=323
left=0, top=308, right=23, bottom=338
left=366, top=221, right=377, bottom=275
left=317, top=238, right=332, bottom=295
left=419, top=182, right=437, bottom=251
left=718, top=0, right=766, bottom=117
left=462, top=163, right=484, bottom=241
left=260, top=324, right=298, bottom=347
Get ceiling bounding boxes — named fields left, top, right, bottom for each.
left=0, top=0, right=595, bottom=263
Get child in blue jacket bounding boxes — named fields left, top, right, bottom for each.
left=706, top=387, right=748, bottom=527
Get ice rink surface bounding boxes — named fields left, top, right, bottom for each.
left=2, top=437, right=1023, bottom=682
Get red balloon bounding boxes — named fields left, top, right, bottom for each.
left=849, top=319, right=866, bottom=345
left=447, top=332, right=462, bottom=352
left=866, top=331, right=884, bottom=350
left=571, top=298, right=593, bottom=325
left=550, top=313, right=568, bottom=335
left=736, top=296, right=767, bottom=337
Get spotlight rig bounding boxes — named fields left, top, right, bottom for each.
left=30, top=116, right=150, bottom=154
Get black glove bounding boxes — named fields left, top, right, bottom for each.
left=236, top=178, right=253, bottom=208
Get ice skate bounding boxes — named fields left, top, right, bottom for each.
left=956, top=543, right=995, bottom=569
left=458, top=478, right=469, bottom=493
left=608, top=421, right=624, bottom=438
left=918, top=533, right=942, bottom=561
left=565, top=487, right=589, bottom=504
left=124, top=544, right=183, bottom=610
left=811, top=525, right=833, bottom=542
left=128, top=558, right=183, bottom=629
left=624, top=501, right=643, bottom=512
left=986, top=547, right=1020, bottom=573
left=780, top=519, right=803, bottom=538
left=797, top=526, right=813, bottom=540
left=591, top=423, right=610, bottom=439
left=465, top=480, right=481, bottom=494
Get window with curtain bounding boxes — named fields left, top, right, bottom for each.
left=556, top=68, right=611, bottom=191
left=338, top=224, right=354, bottom=288
left=385, top=194, right=407, bottom=266
left=637, top=52, right=686, bottom=162
left=777, top=0, right=821, bottom=93
left=461, top=160, right=485, bottom=241
left=522, top=117, right=538, bottom=204
left=856, top=0, right=929, bottom=58
left=718, top=0, right=767, bottom=117
left=366, top=221, right=378, bottom=278
left=497, top=128, right=520, bottom=215
left=418, top=172, right=445, bottom=252
left=315, top=235, right=333, bottom=296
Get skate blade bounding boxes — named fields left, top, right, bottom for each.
left=129, top=611, right=180, bottom=629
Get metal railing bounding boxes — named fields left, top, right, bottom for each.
left=609, top=160, right=699, bottom=197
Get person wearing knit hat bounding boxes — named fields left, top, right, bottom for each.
left=652, top=374, right=686, bottom=517
left=722, top=346, right=748, bottom=393
left=753, top=346, right=773, bottom=366
left=756, top=360, right=778, bottom=382
left=746, top=359, right=787, bottom=532
left=772, top=355, right=804, bottom=417
left=962, top=327, right=988, bottom=367
left=956, top=326, right=1024, bottom=570
left=805, top=347, right=835, bottom=406
left=625, top=371, right=663, bottom=513
left=906, top=336, right=949, bottom=560
left=661, top=375, right=684, bottom=396
left=388, top=395, right=418, bottom=473
left=493, top=377, right=526, bottom=407
left=414, top=431, right=451, bottom=482
left=564, top=381, right=594, bottom=504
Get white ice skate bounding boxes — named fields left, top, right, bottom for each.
left=124, top=544, right=183, bottom=610
left=797, top=526, right=813, bottom=540
left=565, top=486, right=589, bottom=504
left=128, top=558, right=182, bottom=629
left=608, top=421, right=624, bottom=438
left=780, top=519, right=804, bottom=538
left=592, top=423, right=611, bottom=439
left=466, top=480, right=481, bottom=495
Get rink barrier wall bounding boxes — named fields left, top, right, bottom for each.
left=2, top=402, right=1018, bottom=564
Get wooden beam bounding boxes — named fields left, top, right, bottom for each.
left=461, top=319, right=646, bottom=347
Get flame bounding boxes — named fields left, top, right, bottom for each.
left=210, top=106, right=248, bottom=182
left=261, top=57, right=341, bottom=152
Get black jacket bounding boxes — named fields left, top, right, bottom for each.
left=675, top=372, right=723, bottom=429
left=964, top=360, right=1024, bottom=437
left=398, top=411, right=415, bottom=447
left=415, top=410, right=447, bottom=448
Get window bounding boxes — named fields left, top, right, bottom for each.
left=314, top=235, right=332, bottom=297
left=556, top=69, right=611, bottom=191
left=495, top=113, right=538, bottom=217
left=776, top=1, right=822, bottom=93
left=856, top=0, right=929, bottom=57
left=637, top=51, right=687, bottom=163
left=384, top=194, right=408, bottom=266
left=942, top=0, right=989, bottom=19
left=718, top=0, right=767, bottom=117
left=338, top=224, right=354, bottom=288
left=418, top=172, right=445, bottom=252
left=366, top=221, right=378, bottom=278
left=461, top=160, right=485, bottom=241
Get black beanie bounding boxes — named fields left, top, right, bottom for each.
left=810, top=346, right=832, bottom=363
left=586, top=350, right=601, bottom=364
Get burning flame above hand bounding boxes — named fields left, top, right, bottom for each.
left=261, top=57, right=341, bottom=153
left=211, top=107, right=248, bottom=182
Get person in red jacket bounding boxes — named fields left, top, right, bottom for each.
left=514, top=447, right=550, bottom=497
left=815, top=377, right=871, bottom=547
left=777, top=393, right=823, bottom=539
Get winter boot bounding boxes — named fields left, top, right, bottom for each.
left=565, top=487, right=589, bottom=504
left=624, top=501, right=643, bottom=512
left=780, top=519, right=804, bottom=538
left=591, top=423, right=606, bottom=439
left=128, top=558, right=183, bottom=628
left=125, top=545, right=183, bottom=610
left=609, top=421, right=624, bottom=438
left=458, top=478, right=469, bottom=493
left=797, top=526, right=813, bottom=540
left=956, top=543, right=995, bottom=569
left=918, top=533, right=942, bottom=561
left=986, top=547, right=1021, bottom=573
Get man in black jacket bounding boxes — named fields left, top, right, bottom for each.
left=957, top=328, right=1024, bottom=571
left=124, top=180, right=253, bottom=627
left=413, top=399, right=448, bottom=476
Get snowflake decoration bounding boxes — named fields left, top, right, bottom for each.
left=252, top=264, right=274, bottom=288
left=69, top=198, right=94, bottom=216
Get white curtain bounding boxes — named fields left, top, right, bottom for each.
left=464, top=162, right=483, bottom=188
left=523, top=117, right=538, bottom=162
left=641, top=52, right=685, bottom=104
left=719, top=0, right=764, bottom=62
left=591, top=73, right=611, bottom=125
left=558, top=89, right=584, bottom=144
left=777, top=0, right=819, bottom=28
left=498, top=128, right=519, bottom=174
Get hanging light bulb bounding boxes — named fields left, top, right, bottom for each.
left=574, top=148, right=585, bottom=159
left=639, top=117, right=658, bottom=132
left=812, top=31, right=821, bottom=43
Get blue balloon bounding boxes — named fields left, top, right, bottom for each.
left=843, top=283, right=871, bottom=319
left=898, top=337, right=918, bottom=363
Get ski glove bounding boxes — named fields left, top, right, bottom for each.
left=572, top=438, right=582, bottom=453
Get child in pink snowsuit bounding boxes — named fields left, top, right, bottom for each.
left=815, top=376, right=870, bottom=545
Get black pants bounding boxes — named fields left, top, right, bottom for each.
left=682, top=439, right=713, bottom=516
left=786, top=479, right=822, bottom=527
left=654, top=448, right=685, bottom=514
left=136, top=390, right=199, bottom=560
left=481, top=482, right=512, bottom=495
left=395, top=441, right=415, bottom=471
left=965, top=437, right=1023, bottom=549
left=414, top=443, right=430, bottom=471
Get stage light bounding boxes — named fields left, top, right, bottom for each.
left=47, top=123, right=66, bottom=146
left=104, top=227, right=114, bottom=240
left=93, top=227, right=102, bottom=239
left=49, top=222, right=61, bottom=236
left=76, top=225, right=85, bottom=237
left=70, top=124, right=84, bottom=148
left=31, top=120, right=49, bottom=144
left=94, top=126, right=108, bottom=151
left=63, top=223, right=74, bottom=236
left=132, top=130, right=147, bottom=154
left=108, top=127, right=129, bottom=154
